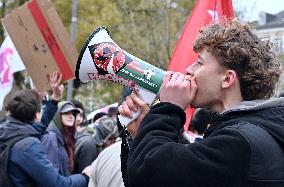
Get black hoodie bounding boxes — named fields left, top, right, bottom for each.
left=127, top=98, right=284, bottom=187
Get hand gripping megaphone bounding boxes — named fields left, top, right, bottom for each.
left=76, top=27, right=165, bottom=126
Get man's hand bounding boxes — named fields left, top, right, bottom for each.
left=159, top=71, right=197, bottom=110
left=49, top=72, right=64, bottom=101
left=118, top=91, right=149, bottom=137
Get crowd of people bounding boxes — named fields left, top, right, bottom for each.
left=0, top=72, right=121, bottom=187
left=0, top=18, right=284, bottom=187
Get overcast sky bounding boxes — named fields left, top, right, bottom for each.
left=233, top=0, right=284, bottom=21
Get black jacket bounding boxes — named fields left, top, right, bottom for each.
left=127, top=98, right=284, bottom=187
left=74, top=132, right=99, bottom=173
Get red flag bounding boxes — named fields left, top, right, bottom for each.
left=168, top=0, right=234, bottom=130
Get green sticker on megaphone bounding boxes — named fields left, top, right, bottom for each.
left=117, top=60, right=164, bottom=94
left=87, top=40, right=165, bottom=94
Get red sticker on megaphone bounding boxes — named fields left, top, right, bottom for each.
left=93, top=42, right=125, bottom=74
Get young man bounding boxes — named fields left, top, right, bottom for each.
left=0, top=72, right=90, bottom=187
left=119, top=19, right=284, bottom=186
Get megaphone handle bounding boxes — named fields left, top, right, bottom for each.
left=118, top=108, right=141, bottom=127
left=118, top=87, right=156, bottom=127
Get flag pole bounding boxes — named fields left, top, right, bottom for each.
left=67, top=0, right=78, bottom=101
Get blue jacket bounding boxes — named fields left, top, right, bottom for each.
left=0, top=100, right=87, bottom=187
left=41, top=101, right=79, bottom=176
left=9, top=136, right=86, bottom=187
left=41, top=122, right=71, bottom=176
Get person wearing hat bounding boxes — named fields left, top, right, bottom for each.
left=41, top=101, right=81, bottom=176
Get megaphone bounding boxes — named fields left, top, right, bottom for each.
left=76, top=27, right=165, bottom=126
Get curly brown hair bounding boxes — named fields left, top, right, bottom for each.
left=193, top=18, right=280, bottom=100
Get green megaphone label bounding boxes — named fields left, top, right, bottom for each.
left=88, top=41, right=165, bottom=94
left=117, top=60, right=164, bottom=94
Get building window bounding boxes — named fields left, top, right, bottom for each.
left=274, top=38, right=283, bottom=54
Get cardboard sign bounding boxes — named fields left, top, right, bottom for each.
left=2, top=0, right=78, bottom=91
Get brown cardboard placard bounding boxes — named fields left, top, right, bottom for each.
left=2, top=0, right=78, bottom=91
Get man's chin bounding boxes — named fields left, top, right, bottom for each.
left=189, top=100, right=198, bottom=108
left=190, top=102, right=207, bottom=109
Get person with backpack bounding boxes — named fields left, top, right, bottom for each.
left=0, top=72, right=90, bottom=187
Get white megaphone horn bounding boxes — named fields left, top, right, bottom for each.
left=76, top=27, right=165, bottom=126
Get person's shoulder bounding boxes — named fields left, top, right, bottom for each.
left=0, top=117, right=6, bottom=124
left=41, top=130, right=62, bottom=147
left=76, top=134, right=97, bottom=148
left=219, top=121, right=275, bottom=151
left=206, top=122, right=252, bottom=145
left=228, top=122, right=272, bottom=144
left=219, top=121, right=258, bottom=137
left=225, top=121, right=267, bottom=136
left=97, top=141, right=121, bottom=158
left=42, top=130, right=58, bottom=141
left=111, top=140, right=122, bottom=149
left=11, top=137, right=45, bottom=163
left=13, top=136, right=41, bottom=151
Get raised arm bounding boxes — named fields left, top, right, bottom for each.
left=40, top=72, right=64, bottom=126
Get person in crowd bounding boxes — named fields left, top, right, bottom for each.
left=89, top=115, right=119, bottom=151
left=88, top=141, right=124, bottom=187
left=0, top=72, right=89, bottom=187
left=108, top=106, right=118, bottom=121
left=93, top=112, right=107, bottom=123
left=72, top=100, right=99, bottom=174
left=41, top=101, right=80, bottom=176
left=88, top=117, right=125, bottom=187
left=183, top=108, right=213, bottom=143
left=119, top=18, right=284, bottom=186
left=72, top=99, right=86, bottom=133
left=73, top=106, right=118, bottom=168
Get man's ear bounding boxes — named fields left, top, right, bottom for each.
left=222, top=70, right=237, bottom=88
left=34, top=111, right=42, bottom=123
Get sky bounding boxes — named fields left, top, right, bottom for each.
left=233, top=0, right=284, bottom=21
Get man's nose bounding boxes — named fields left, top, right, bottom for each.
left=185, top=64, right=194, bottom=75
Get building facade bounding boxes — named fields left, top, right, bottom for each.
left=255, top=11, right=284, bottom=95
